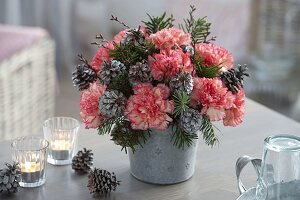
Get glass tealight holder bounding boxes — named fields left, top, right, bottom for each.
left=11, top=136, right=49, bottom=187
left=43, top=117, right=80, bottom=165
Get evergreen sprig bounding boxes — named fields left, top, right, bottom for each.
left=180, top=5, right=216, bottom=45
left=173, top=91, right=190, bottom=118
left=107, top=72, right=133, bottom=97
left=111, top=119, right=150, bottom=153
left=200, top=115, right=219, bottom=147
left=97, top=117, right=122, bottom=136
left=195, top=58, right=220, bottom=78
left=171, top=122, right=198, bottom=149
left=110, top=41, right=155, bottom=66
left=143, top=12, right=175, bottom=34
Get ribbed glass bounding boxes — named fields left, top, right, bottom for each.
left=43, top=117, right=80, bottom=165
left=11, top=136, right=49, bottom=187
left=256, top=134, right=300, bottom=200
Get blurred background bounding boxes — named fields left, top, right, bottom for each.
left=0, top=0, right=300, bottom=140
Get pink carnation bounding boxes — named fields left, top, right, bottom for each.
left=113, top=29, right=128, bottom=44
left=148, top=27, right=191, bottom=49
left=223, top=90, right=245, bottom=126
left=195, top=43, right=234, bottom=71
left=91, top=41, right=114, bottom=72
left=80, top=82, right=107, bottom=128
left=125, top=83, right=174, bottom=130
left=190, top=77, right=234, bottom=121
left=149, top=49, right=193, bottom=81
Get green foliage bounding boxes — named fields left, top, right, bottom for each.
left=111, top=118, right=150, bottom=153
left=200, top=115, right=219, bottom=147
left=173, top=91, right=190, bottom=118
left=180, top=5, right=216, bottom=45
left=171, top=122, right=198, bottom=149
left=142, top=12, right=175, bottom=34
left=195, top=58, right=220, bottom=78
left=97, top=117, right=122, bottom=136
left=110, top=41, right=156, bottom=66
left=107, top=72, right=133, bottom=98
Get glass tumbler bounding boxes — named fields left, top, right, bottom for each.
left=11, top=136, right=49, bottom=187
left=256, top=135, right=300, bottom=200
left=236, top=134, right=300, bottom=200
left=43, top=117, right=80, bottom=165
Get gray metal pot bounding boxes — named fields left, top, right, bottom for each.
left=128, top=126, right=199, bottom=184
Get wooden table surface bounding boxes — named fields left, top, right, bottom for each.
left=1, top=99, right=300, bottom=200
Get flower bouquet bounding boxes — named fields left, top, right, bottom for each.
left=72, top=6, right=249, bottom=184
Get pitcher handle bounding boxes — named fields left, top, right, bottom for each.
left=235, top=155, right=262, bottom=194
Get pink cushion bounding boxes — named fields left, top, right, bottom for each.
left=0, top=25, right=48, bottom=62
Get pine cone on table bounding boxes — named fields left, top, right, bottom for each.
left=0, top=163, right=21, bottom=194
left=220, top=64, right=249, bottom=94
left=128, top=61, right=152, bottom=85
left=180, top=108, right=202, bottom=134
left=72, top=148, right=93, bottom=174
left=99, top=90, right=127, bottom=118
left=72, top=64, right=97, bottom=91
left=87, top=168, right=120, bottom=196
left=169, top=72, right=194, bottom=94
left=99, top=60, right=126, bottom=85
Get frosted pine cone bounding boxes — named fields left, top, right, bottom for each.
left=169, top=72, right=193, bottom=94
left=72, top=148, right=93, bottom=174
left=72, top=64, right=97, bottom=91
left=220, top=64, right=249, bottom=94
left=99, top=90, right=127, bottom=118
left=181, top=45, right=194, bottom=55
left=180, top=108, right=202, bottom=134
left=121, top=29, right=145, bottom=45
left=87, top=168, right=120, bottom=196
left=128, top=61, right=152, bottom=85
left=99, top=60, right=126, bottom=85
left=0, top=163, right=21, bottom=194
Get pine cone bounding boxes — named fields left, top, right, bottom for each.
left=181, top=45, right=194, bottom=55
left=99, top=90, right=127, bottom=118
left=121, top=29, right=145, bottom=45
left=220, top=64, right=249, bottom=94
left=128, top=61, right=152, bottom=85
left=169, top=72, right=194, bottom=94
left=180, top=108, right=202, bottom=134
left=87, top=168, right=120, bottom=196
left=72, top=64, right=97, bottom=91
left=0, top=163, right=21, bottom=194
left=99, top=60, right=126, bottom=85
left=72, top=148, right=93, bottom=174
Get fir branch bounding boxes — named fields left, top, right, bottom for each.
left=110, top=15, right=130, bottom=29
left=97, top=117, right=121, bottom=136
left=142, top=12, right=174, bottom=34
left=110, top=118, right=150, bottom=153
left=180, top=5, right=216, bottom=45
left=173, top=91, right=190, bottom=118
left=107, top=72, right=133, bottom=98
left=110, top=42, right=155, bottom=66
left=195, top=58, right=220, bottom=78
left=200, top=115, right=219, bottom=147
left=171, top=122, right=198, bottom=149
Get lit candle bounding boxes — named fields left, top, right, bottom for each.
left=21, top=161, right=41, bottom=172
left=50, top=139, right=72, bottom=160
left=20, top=161, right=43, bottom=183
left=52, top=140, right=71, bottom=150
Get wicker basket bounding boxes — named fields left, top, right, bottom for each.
left=0, top=39, right=56, bottom=141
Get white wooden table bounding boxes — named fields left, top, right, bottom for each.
left=1, top=99, right=300, bottom=200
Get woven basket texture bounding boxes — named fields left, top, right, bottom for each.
left=0, top=39, right=56, bottom=141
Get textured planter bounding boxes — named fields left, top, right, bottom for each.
left=129, top=126, right=199, bottom=184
